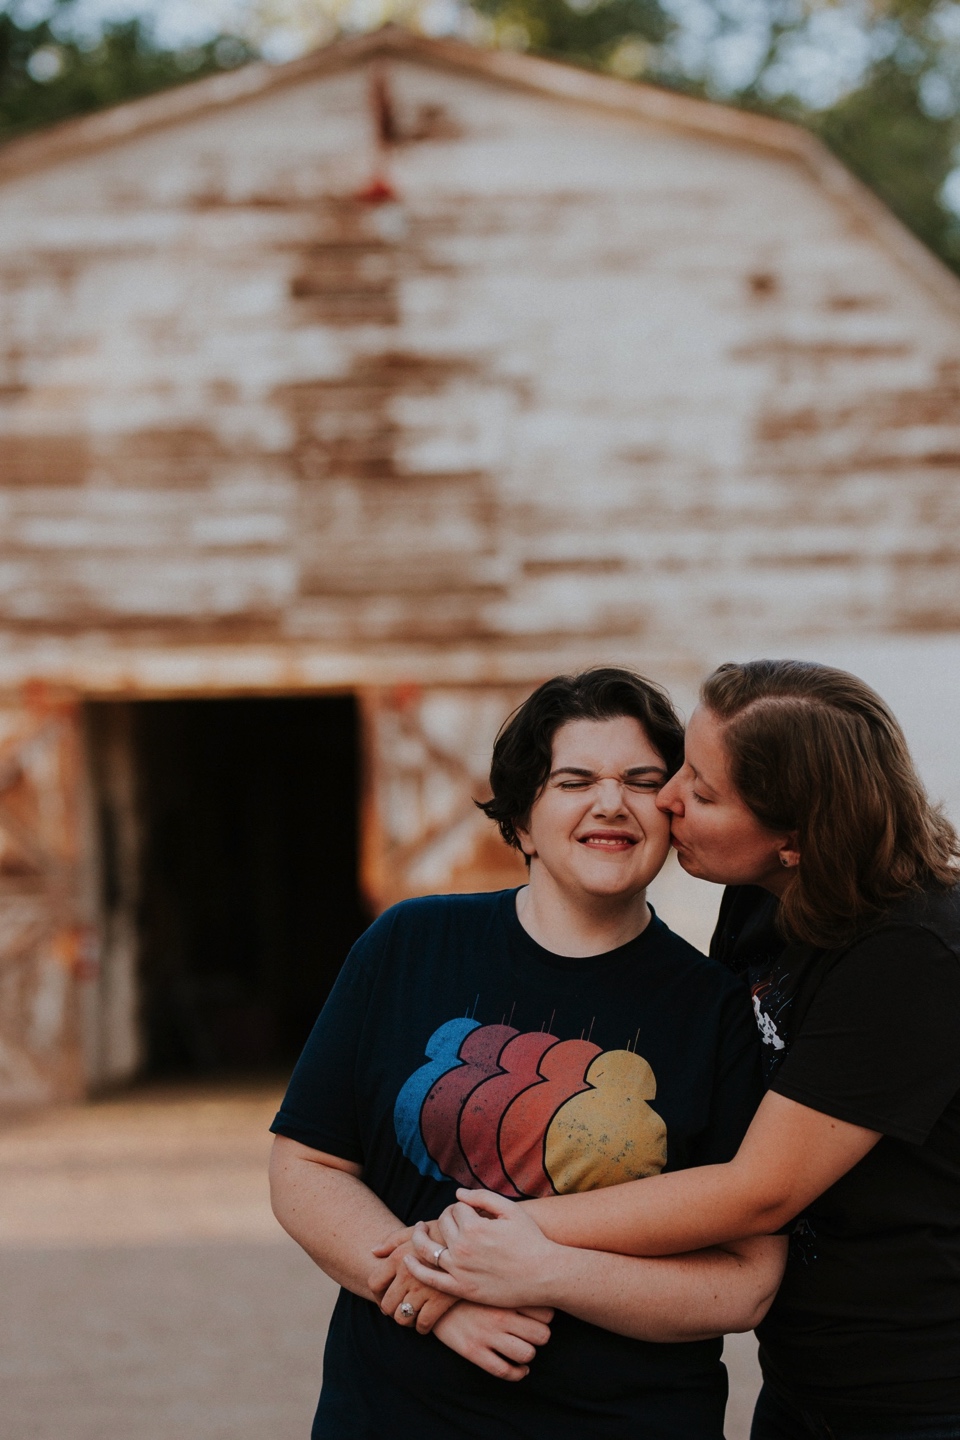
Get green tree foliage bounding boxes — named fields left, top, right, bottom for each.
left=0, top=1, right=252, bottom=143
left=815, top=58, right=958, bottom=265
left=470, top=0, right=668, bottom=68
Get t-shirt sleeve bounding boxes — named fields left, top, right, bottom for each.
left=692, top=979, right=765, bottom=1166
left=771, top=925, right=960, bottom=1144
left=269, top=916, right=387, bottom=1163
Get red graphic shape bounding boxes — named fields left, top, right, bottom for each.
left=459, top=1030, right=560, bottom=1196
left=420, top=1024, right=518, bottom=1186
left=499, top=1038, right=602, bottom=1197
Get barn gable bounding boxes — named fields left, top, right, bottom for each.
left=0, top=29, right=959, bottom=693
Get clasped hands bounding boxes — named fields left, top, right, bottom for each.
left=368, top=1189, right=558, bottom=1382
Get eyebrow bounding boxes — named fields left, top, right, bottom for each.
left=549, top=765, right=669, bottom=780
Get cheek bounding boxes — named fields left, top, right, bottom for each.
left=688, top=805, right=743, bottom=854
left=639, top=801, right=673, bottom=845
left=718, top=816, right=780, bottom=873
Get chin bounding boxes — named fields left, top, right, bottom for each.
left=675, top=850, right=706, bottom=880
left=578, top=871, right=650, bottom=900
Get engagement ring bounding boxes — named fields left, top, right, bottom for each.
left=399, top=1301, right=416, bottom=1318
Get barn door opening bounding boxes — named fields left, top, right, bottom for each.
left=87, top=695, right=370, bottom=1080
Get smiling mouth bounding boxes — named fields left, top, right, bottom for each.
left=578, top=833, right=637, bottom=849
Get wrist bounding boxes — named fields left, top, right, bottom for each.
left=538, top=1232, right=590, bottom=1313
left=525, top=1237, right=570, bottom=1308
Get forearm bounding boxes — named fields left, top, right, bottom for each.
left=525, top=1092, right=881, bottom=1258
left=269, top=1136, right=399, bottom=1301
left=405, top=1189, right=785, bottom=1333
left=528, top=1238, right=785, bottom=1342
left=524, top=1161, right=772, bottom=1257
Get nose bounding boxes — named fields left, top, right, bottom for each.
left=592, top=777, right=627, bottom=815
left=656, top=772, right=684, bottom=817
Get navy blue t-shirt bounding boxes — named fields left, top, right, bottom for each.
left=272, top=889, right=762, bottom=1439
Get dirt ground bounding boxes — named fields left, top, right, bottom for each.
left=0, top=1083, right=761, bottom=1440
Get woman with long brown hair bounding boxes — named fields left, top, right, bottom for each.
left=404, top=660, right=960, bottom=1440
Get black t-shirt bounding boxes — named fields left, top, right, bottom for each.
left=712, top=883, right=960, bottom=1416
left=273, top=889, right=763, bottom=1440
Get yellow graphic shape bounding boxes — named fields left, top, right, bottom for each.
left=544, top=1049, right=667, bottom=1193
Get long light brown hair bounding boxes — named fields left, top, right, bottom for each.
left=702, top=659, right=960, bottom=947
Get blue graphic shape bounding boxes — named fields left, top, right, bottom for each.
left=394, top=1017, right=482, bottom=1180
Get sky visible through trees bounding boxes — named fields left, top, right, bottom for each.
left=3, top=0, right=960, bottom=270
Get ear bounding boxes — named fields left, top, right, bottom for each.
left=515, top=820, right=537, bottom=860
left=778, top=834, right=801, bottom=870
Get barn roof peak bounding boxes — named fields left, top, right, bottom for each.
left=1, top=23, right=958, bottom=312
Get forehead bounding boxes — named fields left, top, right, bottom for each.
left=685, top=707, right=731, bottom=774
left=549, top=715, right=664, bottom=768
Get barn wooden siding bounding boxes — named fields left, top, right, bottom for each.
left=0, top=30, right=959, bottom=693
left=1, top=29, right=959, bottom=1099
left=0, top=693, right=96, bottom=1102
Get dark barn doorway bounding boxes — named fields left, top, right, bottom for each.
left=100, top=695, right=370, bottom=1078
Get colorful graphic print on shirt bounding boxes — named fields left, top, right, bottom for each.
left=749, top=963, right=795, bottom=1080
left=393, top=1015, right=667, bottom=1196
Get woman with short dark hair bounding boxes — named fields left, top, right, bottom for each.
left=478, top=666, right=686, bottom=852
left=407, top=660, right=960, bottom=1440
left=268, top=667, right=785, bottom=1439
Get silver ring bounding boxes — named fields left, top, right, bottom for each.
left=433, top=1245, right=448, bottom=1266
left=399, top=1301, right=416, bottom=1318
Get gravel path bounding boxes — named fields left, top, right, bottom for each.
left=0, top=1083, right=760, bottom=1439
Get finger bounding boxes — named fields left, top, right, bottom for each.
left=454, top=1187, right=516, bottom=1220
left=410, top=1227, right=447, bottom=1265
left=371, top=1226, right=413, bottom=1257
left=413, top=1220, right=445, bottom=1252
left=415, top=1294, right=457, bottom=1335
left=505, top=1315, right=551, bottom=1347
left=437, top=1208, right=463, bottom=1244
left=404, top=1254, right=464, bottom=1295
left=379, top=1274, right=411, bottom=1316
left=475, top=1349, right=528, bottom=1382
left=517, top=1306, right=554, bottom=1323
left=492, top=1334, right=537, bottom=1366
left=368, top=1262, right=396, bottom=1299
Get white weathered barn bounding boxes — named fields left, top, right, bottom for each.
left=2, top=26, right=959, bottom=1103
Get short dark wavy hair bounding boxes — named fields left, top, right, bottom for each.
left=478, top=668, right=685, bottom=852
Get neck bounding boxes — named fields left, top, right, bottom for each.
left=756, top=868, right=793, bottom=899
left=516, top=868, right=652, bottom=957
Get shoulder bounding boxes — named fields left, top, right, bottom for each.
left=843, top=883, right=960, bottom=966
left=360, top=888, right=511, bottom=948
left=343, top=889, right=511, bottom=984
left=806, top=887, right=960, bottom=1012
left=379, top=888, right=511, bottom=926
left=649, top=913, right=751, bottom=1002
left=888, top=882, right=960, bottom=953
